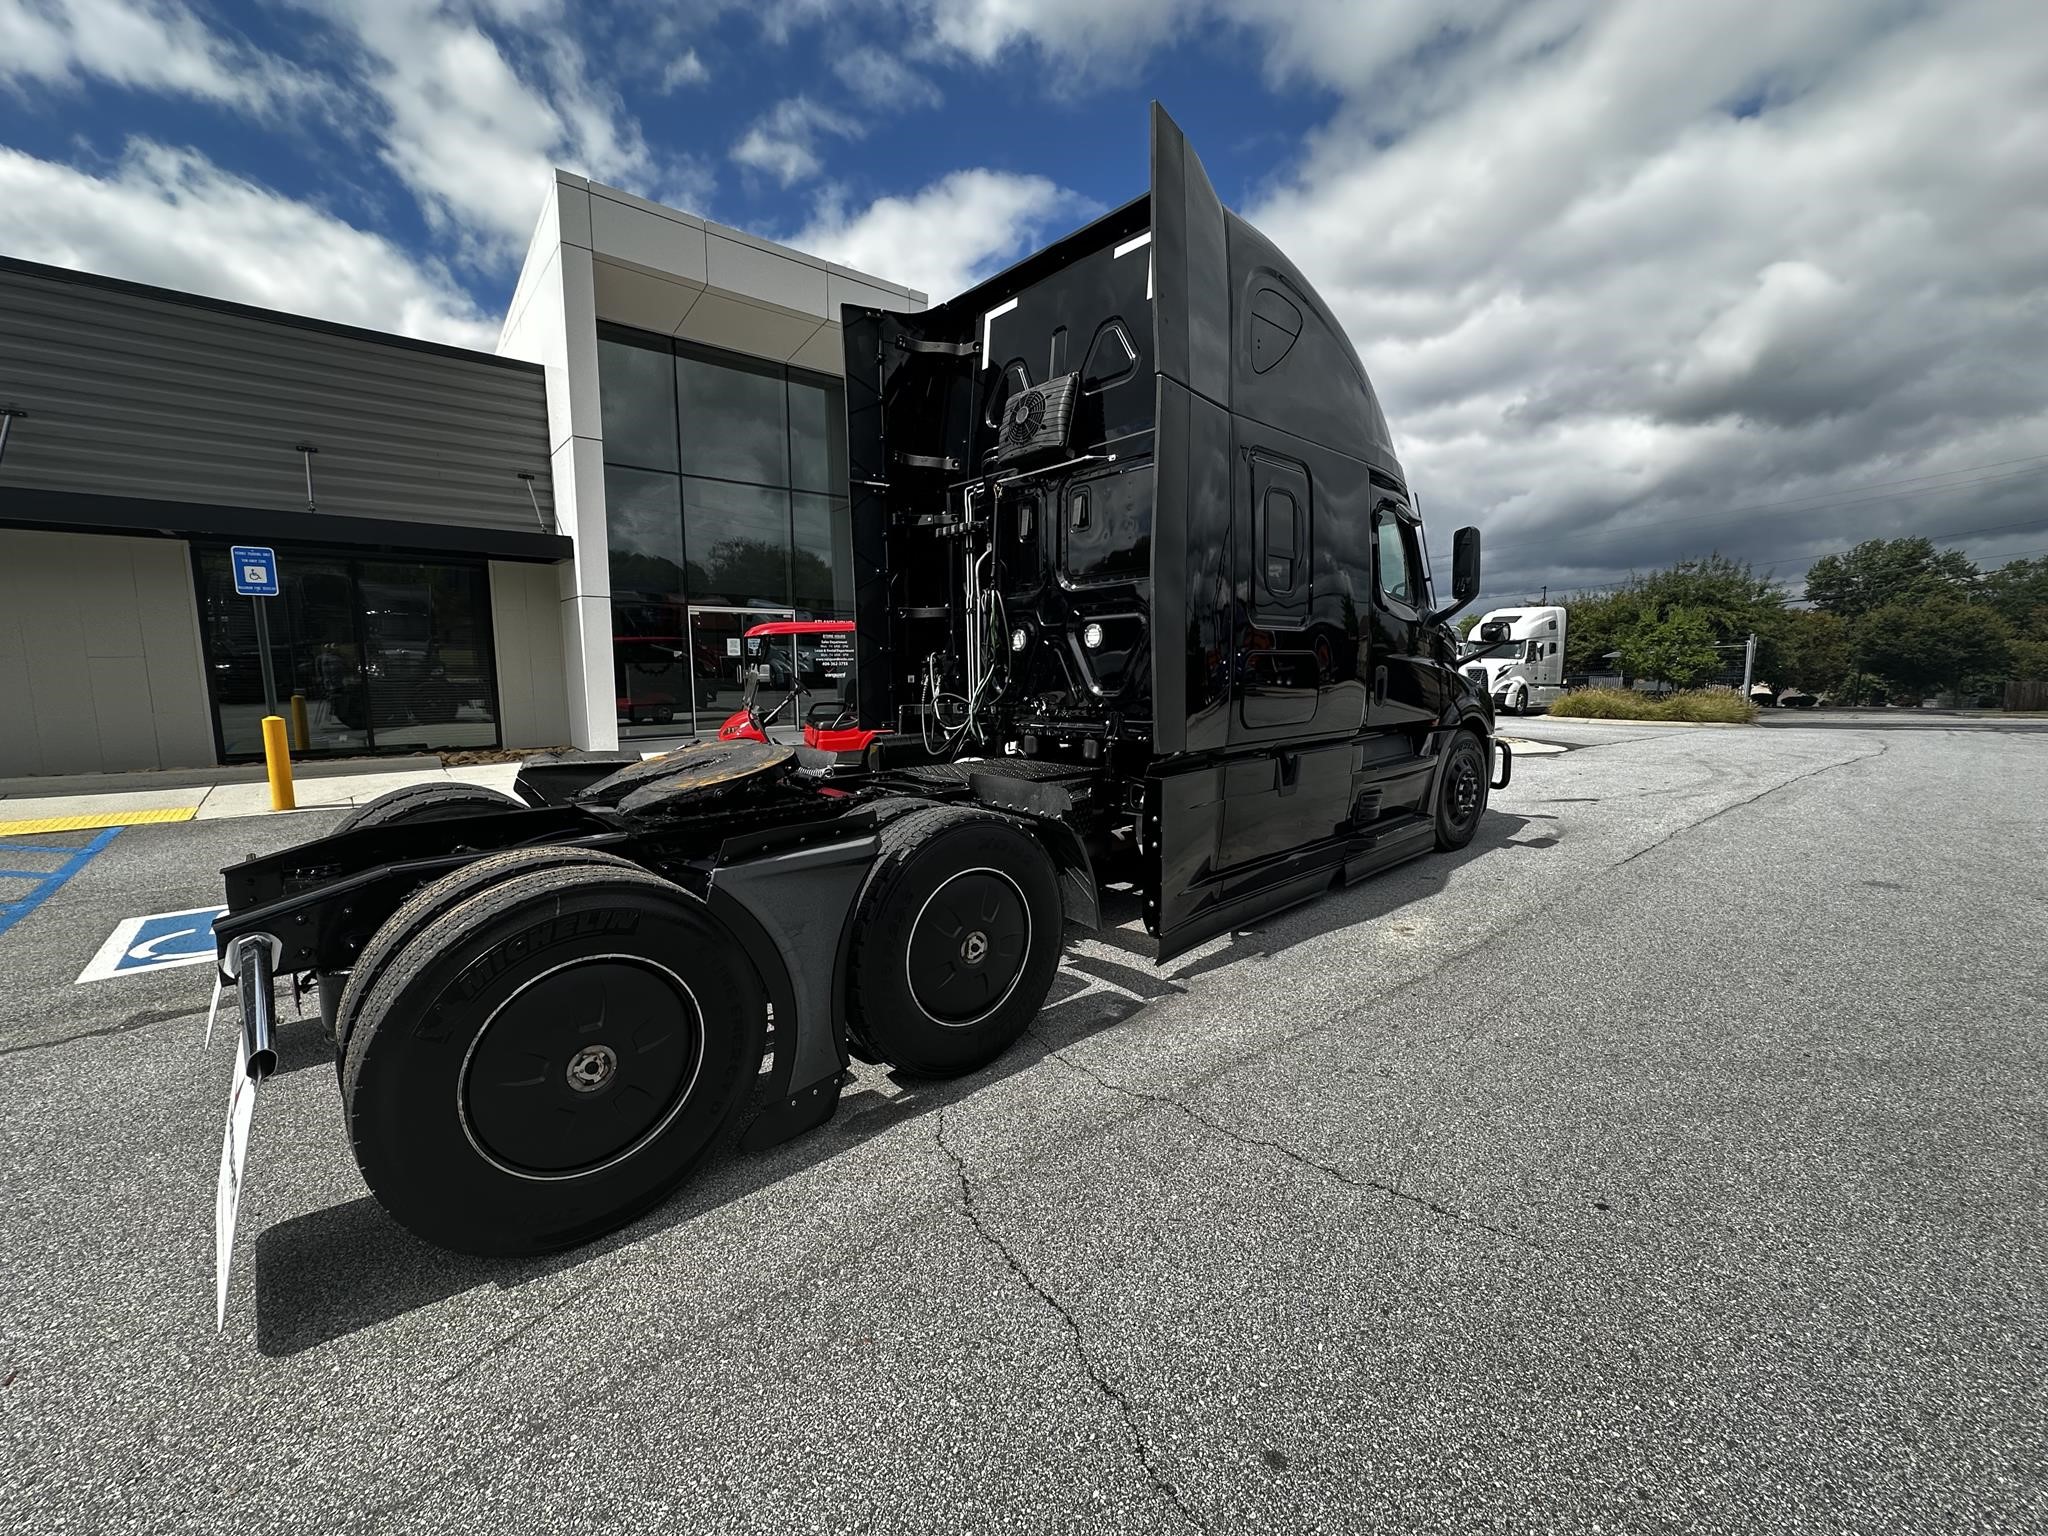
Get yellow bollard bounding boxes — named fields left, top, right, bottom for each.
left=289, top=693, right=310, bottom=752
left=262, top=715, right=295, bottom=811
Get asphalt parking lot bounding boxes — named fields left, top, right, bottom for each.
left=3, top=722, right=2044, bottom=1534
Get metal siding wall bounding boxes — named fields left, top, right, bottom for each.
left=0, top=266, right=554, bottom=534
left=0, top=529, right=214, bottom=775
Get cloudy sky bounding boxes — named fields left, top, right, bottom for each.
left=2, top=0, right=2043, bottom=606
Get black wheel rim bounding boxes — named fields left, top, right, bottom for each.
left=905, top=869, right=1032, bottom=1027
left=1448, top=748, right=1484, bottom=827
left=461, top=956, right=704, bottom=1178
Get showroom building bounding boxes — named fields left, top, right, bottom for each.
left=0, top=173, right=923, bottom=776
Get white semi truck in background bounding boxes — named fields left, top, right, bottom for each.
left=1459, top=605, right=1567, bottom=716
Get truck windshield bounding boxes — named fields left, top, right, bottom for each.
left=1460, top=638, right=1527, bottom=660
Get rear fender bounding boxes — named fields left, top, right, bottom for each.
left=1018, top=812, right=1101, bottom=932
left=957, top=776, right=1102, bottom=931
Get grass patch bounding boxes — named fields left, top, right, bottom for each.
left=1547, top=687, right=1758, bottom=723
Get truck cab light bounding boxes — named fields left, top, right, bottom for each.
left=1082, top=623, right=1105, bottom=650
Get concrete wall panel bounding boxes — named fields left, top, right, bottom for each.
left=591, top=195, right=708, bottom=285
left=705, top=234, right=828, bottom=319
left=490, top=560, right=571, bottom=748
left=0, top=529, right=212, bottom=776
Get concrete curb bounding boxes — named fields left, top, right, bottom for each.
left=1538, top=716, right=1756, bottom=729
left=0, top=754, right=442, bottom=799
left=0, top=762, right=526, bottom=830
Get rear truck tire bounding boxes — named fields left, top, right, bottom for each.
left=331, top=846, right=640, bottom=1054
left=334, top=781, right=521, bottom=834
left=846, top=806, right=1062, bottom=1078
left=341, top=861, right=766, bottom=1256
left=840, top=797, right=943, bottom=1064
left=1435, top=730, right=1491, bottom=851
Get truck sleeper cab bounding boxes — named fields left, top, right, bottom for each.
left=203, top=106, right=1501, bottom=1308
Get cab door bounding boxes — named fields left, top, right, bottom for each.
left=1365, top=496, right=1436, bottom=731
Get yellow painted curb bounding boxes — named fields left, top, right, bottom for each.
left=0, top=806, right=198, bottom=837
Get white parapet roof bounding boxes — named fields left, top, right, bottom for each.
left=503, top=168, right=927, bottom=378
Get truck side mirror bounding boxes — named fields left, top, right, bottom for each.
left=1433, top=526, right=1482, bottom=622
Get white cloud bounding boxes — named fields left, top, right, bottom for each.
left=732, top=96, right=863, bottom=187
left=0, top=140, right=498, bottom=347
left=0, top=0, right=325, bottom=113
left=659, top=48, right=708, bottom=90
left=831, top=44, right=942, bottom=111
left=1232, top=0, right=2048, bottom=595
left=883, top=0, right=2048, bottom=593
left=906, top=0, right=1192, bottom=68
left=298, top=0, right=672, bottom=263
left=793, top=168, right=1093, bottom=301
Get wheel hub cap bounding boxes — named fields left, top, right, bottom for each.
left=907, top=870, right=1031, bottom=1028
left=565, top=1043, right=617, bottom=1093
left=1453, top=760, right=1481, bottom=818
left=462, top=957, right=703, bottom=1177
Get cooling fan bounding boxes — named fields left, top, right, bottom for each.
left=991, top=371, right=1078, bottom=467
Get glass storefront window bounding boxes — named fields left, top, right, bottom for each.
left=598, top=331, right=679, bottom=472
left=598, top=326, right=859, bottom=735
left=611, top=599, right=693, bottom=731
left=606, top=465, right=686, bottom=601
left=788, top=371, right=846, bottom=493
left=682, top=478, right=792, bottom=607
left=792, top=491, right=851, bottom=616
left=195, top=549, right=498, bottom=759
left=677, top=346, right=788, bottom=487
left=358, top=562, right=498, bottom=750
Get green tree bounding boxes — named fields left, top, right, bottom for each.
left=1638, top=553, right=1785, bottom=639
left=1564, top=553, right=1785, bottom=680
left=1619, top=606, right=1722, bottom=690
left=1774, top=607, right=1853, bottom=694
left=1560, top=586, right=1647, bottom=674
left=1805, top=537, right=1979, bottom=617
left=1852, top=596, right=2012, bottom=702
left=1457, top=613, right=1483, bottom=639
left=2010, top=636, right=2048, bottom=682
left=1981, top=556, right=2048, bottom=636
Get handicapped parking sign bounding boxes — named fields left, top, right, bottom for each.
left=230, top=545, right=278, bottom=598
left=77, top=905, right=228, bottom=983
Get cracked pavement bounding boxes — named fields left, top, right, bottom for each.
left=2, top=722, right=2044, bottom=1533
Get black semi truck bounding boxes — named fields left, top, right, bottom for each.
left=206, top=105, right=1504, bottom=1309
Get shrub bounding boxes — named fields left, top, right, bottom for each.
left=1546, top=687, right=1757, bottom=723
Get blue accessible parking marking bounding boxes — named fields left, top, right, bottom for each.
left=77, top=903, right=229, bottom=984
left=0, top=828, right=122, bottom=941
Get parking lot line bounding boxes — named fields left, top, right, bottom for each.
left=0, top=807, right=198, bottom=837
left=0, top=826, right=121, bottom=938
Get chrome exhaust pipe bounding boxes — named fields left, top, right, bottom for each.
left=227, top=933, right=280, bottom=1080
